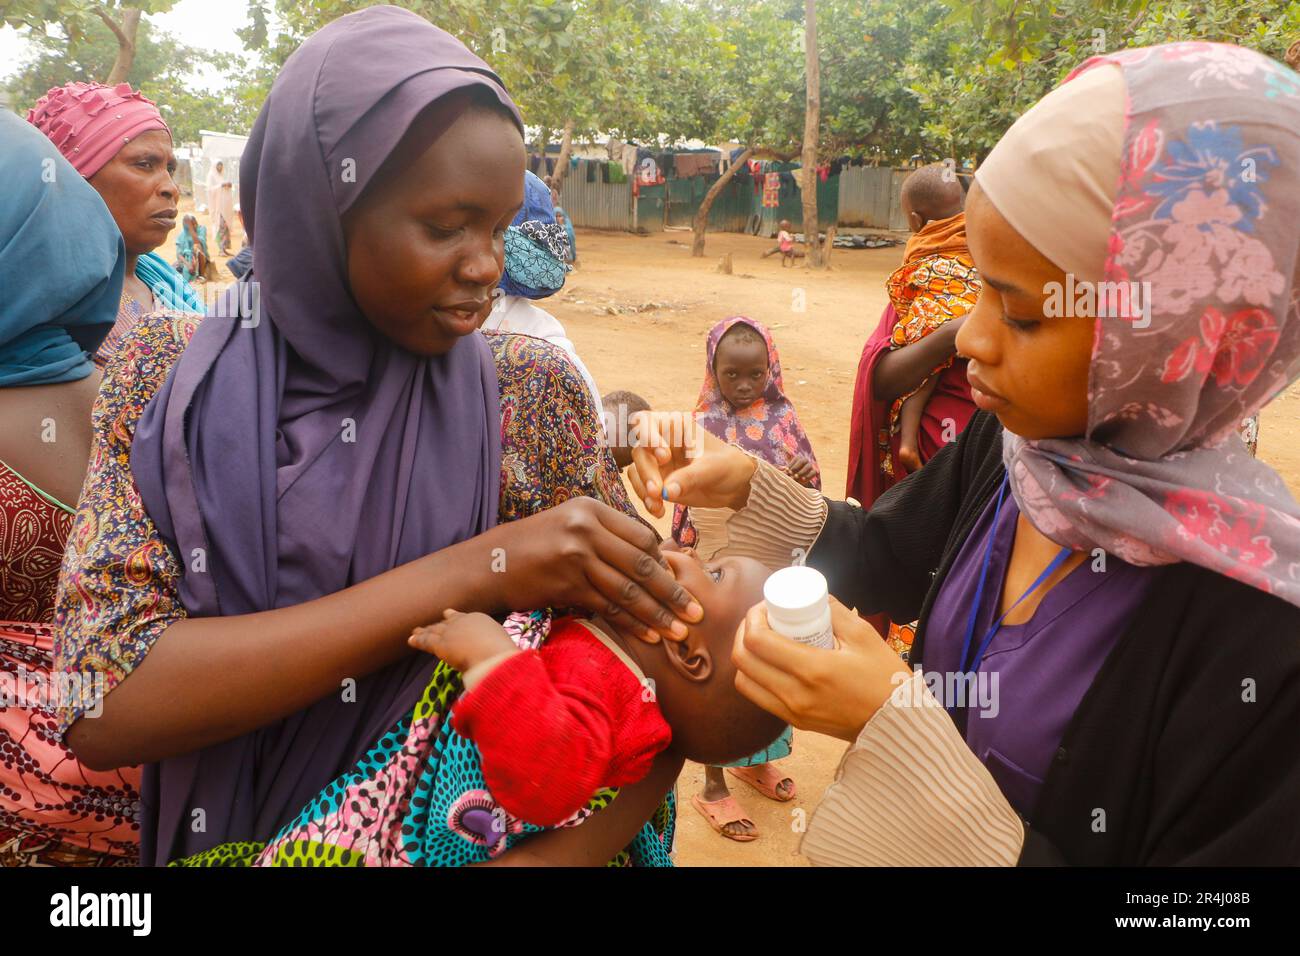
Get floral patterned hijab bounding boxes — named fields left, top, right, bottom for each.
left=997, top=42, right=1300, bottom=606
left=694, top=316, right=819, bottom=478
left=672, top=316, right=820, bottom=545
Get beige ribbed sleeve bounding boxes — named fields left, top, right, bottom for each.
left=689, top=458, right=828, bottom=570
left=800, top=670, right=1026, bottom=866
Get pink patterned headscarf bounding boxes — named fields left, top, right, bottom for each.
left=996, top=42, right=1300, bottom=607
left=693, top=316, right=820, bottom=480
left=26, top=82, right=171, bottom=179
left=672, top=317, right=820, bottom=545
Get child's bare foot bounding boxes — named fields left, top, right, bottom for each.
left=898, top=443, right=922, bottom=472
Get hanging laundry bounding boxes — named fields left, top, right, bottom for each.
left=674, top=152, right=718, bottom=178
left=586, top=160, right=596, bottom=183
left=762, top=171, right=781, bottom=208
left=607, top=161, right=627, bottom=184
left=818, top=164, right=830, bottom=183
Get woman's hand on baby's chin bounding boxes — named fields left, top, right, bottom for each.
left=626, top=411, right=757, bottom=517
left=482, top=496, right=703, bottom=645
left=731, top=598, right=912, bottom=742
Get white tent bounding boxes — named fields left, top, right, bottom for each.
left=196, top=130, right=249, bottom=211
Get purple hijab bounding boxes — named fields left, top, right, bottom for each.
left=129, top=6, right=523, bottom=864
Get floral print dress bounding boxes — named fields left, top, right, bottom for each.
left=51, top=310, right=674, bottom=865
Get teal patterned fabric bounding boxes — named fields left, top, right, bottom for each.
left=172, top=610, right=676, bottom=867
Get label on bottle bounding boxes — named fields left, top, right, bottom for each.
left=791, top=620, right=836, bottom=650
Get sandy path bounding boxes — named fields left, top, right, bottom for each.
left=549, top=226, right=1300, bottom=867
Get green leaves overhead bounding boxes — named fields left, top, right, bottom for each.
left=9, top=0, right=1296, bottom=164
left=5, top=12, right=258, bottom=142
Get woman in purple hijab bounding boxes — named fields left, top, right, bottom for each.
left=53, top=6, right=699, bottom=866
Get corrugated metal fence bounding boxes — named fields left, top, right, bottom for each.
left=558, top=163, right=635, bottom=230
left=561, top=159, right=913, bottom=234
left=836, top=166, right=909, bottom=231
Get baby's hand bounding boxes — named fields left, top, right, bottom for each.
left=786, top=456, right=817, bottom=487
left=409, top=610, right=519, bottom=689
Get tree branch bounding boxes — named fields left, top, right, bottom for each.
left=95, top=7, right=130, bottom=49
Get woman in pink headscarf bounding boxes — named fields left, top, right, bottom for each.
left=27, top=82, right=202, bottom=369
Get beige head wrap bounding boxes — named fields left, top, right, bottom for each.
left=974, top=64, right=1125, bottom=284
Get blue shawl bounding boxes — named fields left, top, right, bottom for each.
left=0, top=111, right=123, bottom=386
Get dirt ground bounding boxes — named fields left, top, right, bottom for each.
left=184, top=206, right=1299, bottom=867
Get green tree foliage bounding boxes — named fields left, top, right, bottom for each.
left=3, top=1, right=176, bottom=42
left=3, top=2, right=182, bottom=83
left=12, top=1, right=1296, bottom=165
left=915, top=0, right=1300, bottom=162
left=817, top=0, right=953, bottom=161
left=237, top=0, right=711, bottom=146
left=7, top=16, right=255, bottom=142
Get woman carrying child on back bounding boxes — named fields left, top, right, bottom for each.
left=673, top=316, right=818, bottom=842
left=887, top=165, right=982, bottom=474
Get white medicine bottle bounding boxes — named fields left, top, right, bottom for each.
left=763, top=565, right=836, bottom=650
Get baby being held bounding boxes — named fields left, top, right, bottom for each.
left=410, top=548, right=786, bottom=829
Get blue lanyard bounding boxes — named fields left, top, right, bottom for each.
left=952, top=478, right=1073, bottom=707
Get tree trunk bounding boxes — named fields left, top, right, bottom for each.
left=691, top=146, right=752, bottom=257
left=535, top=127, right=550, bottom=179
left=549, top=118, right=576, bottom=190
left=823, top=223, right=837, bottom=268
left=100, top=8, right=142, bottom=86
left=800, top=0, right=824, bottom=268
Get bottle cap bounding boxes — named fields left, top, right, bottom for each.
left=763, top=565, right=830, bottom=629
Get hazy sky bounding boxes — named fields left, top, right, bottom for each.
left=1, top=0, right=254, bottom=85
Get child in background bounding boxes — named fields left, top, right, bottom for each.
left=673, top=317, right=818, bottom=550
left=555, top=210, right=576, bottom=265
left=672, top=316, right=818, bottom=842
left=551, top=184, right=578, bottom=267
left=602, top=389, right=651, bottom=470
left=239, top=549, right=787, bottom=866
left=777, top=219, right=796, bottom=267
left=888, top=164, right=981, bottom=472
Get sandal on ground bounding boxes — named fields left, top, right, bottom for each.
left=691, top=794, right=758, bottom=842
left=727, top=764, right=796, bottom=802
